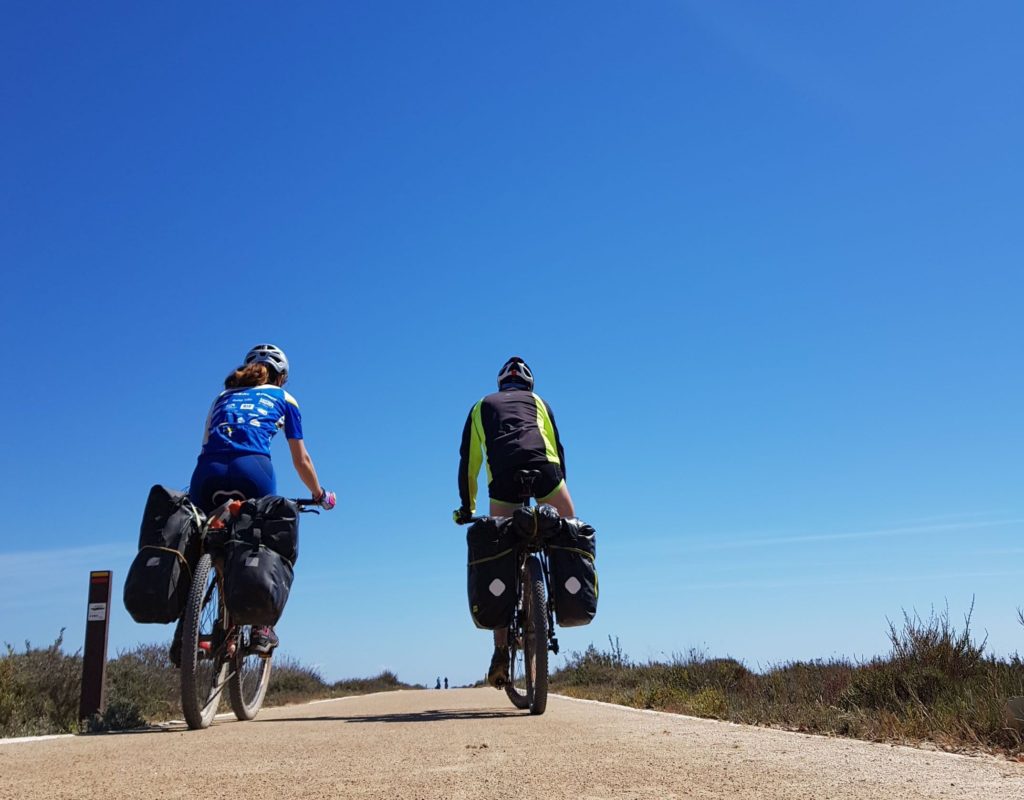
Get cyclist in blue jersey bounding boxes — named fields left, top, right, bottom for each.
left=177, top=344, right=335, bottom=660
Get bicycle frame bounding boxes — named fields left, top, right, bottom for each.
left=509, top=536, right=560, bottom=659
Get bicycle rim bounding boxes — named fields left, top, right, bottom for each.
left=180, top=554, right=229, bottom=729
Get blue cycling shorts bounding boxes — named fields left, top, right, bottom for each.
left=188, top=453, right=276, bottom=513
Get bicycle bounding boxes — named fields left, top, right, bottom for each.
left=179, top=496, right=321, bottom=730
left=457, top=469, right=560, bottom=716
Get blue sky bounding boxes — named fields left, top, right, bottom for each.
left=1, top=2, right=1021, bottom=685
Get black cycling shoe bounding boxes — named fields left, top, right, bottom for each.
left=487, top=646, right=510, bottom=688
left=250, top=626, right=279, bottom=657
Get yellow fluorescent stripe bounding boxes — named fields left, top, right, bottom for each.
left=534, top=394, right=561, bottom=465
left=468, top=548, right=515, bottom=566
left=468, top=400, right=485, bottom=514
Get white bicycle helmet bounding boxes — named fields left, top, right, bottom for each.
left=244, top=343, right=289, bottom=376
left=497, top=356, right=534, bottom=391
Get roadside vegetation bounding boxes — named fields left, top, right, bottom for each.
left=0, top=631, right=413, bottom=737
left=551, top=606, right=1024, bottom=755
left=6, top=606, right=1024, bottom=754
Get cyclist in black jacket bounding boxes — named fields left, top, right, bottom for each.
left=455, top=356, right=576, bottom=686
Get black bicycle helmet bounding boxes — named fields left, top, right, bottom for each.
left=497, top=356, right=534, bottom=391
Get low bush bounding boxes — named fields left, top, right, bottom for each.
left=1, top=633, right=413, bottom=737
left=551, top=609, right=1024, bottom=755
left=0, top=632, right=82, bottom=737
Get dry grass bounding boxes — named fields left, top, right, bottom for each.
left=552, top=606, right=1024, bottom=755
left=0, top=632, right=415, bottom=736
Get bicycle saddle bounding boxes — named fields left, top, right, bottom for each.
left=514, top=469, right=542, bottom=484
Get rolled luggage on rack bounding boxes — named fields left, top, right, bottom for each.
left=123, top=485, right=203, bottom=624
left=547, top=518, right=598, bottom=627
left=222, top=496, right=300, bottom=626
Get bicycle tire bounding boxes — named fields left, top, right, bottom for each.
left=524, top=555, right=548, bottom=715
left=180, top=554, right=229, bottom=729
left=228, top=627, right=272, bottom=721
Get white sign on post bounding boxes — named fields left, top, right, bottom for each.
left=87, top=603, right=107, bottom=622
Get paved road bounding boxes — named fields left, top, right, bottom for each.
left=3, top=689, right=1023, bottom=799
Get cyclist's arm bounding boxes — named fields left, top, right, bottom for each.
left=458, top=401, right=484, bottom=514
left=288, top=438, right=324, bottom=499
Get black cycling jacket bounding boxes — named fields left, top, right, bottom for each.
left=457, top=387, right=566, bottom=514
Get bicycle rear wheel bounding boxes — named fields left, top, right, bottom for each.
left=228, top=626, right=272, bottom=721
left=505, top=555, right=548, bottom=714
left=180, top=554, right=229, bottom=729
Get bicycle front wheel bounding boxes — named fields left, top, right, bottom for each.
left=180, top=554, right=229, bottom=729
left=228, top=626, right=272, bottom=720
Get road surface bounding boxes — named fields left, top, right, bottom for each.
left=3, top=688, right=1023, bottom=799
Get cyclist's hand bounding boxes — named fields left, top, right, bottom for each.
left=453, top=507, right=473, bottom=525
left=316, top=489, right=337, bottom=511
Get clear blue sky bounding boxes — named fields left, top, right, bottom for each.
left=2, top=2, right=1021, bottom=686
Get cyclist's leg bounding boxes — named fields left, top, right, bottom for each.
left=488, top=628, right=510, bottom=687
left=223, top=454, right=276, bottom=500
left=538, top=481, right=575, bottom=517
left=189, top=457, right=230, bottom=514
left=489, top=498, right=519, bottom=516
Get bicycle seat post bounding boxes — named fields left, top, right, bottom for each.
left=514, top=469, right=541, bottom=506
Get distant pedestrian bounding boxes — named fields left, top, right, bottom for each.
left=444, top=677, right=449, bottom=689
left=435, top=677, right=441, bottom=690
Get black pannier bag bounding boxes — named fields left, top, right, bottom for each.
left=222, top=539, right=294, bottom=627
left=222, top=496, right=300, bottom=626
left=230, top=496, right=300, bottom=564
left=547, top=518, right=598, bottom=627
left=123, top=485, right=202, bottom=624
left=466, top=517, right=516, bottom=630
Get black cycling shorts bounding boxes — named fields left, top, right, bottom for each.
left=488, top=462, right=565, bottom=507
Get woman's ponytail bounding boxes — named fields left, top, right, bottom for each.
left=225, top=362, right=272, bottom=389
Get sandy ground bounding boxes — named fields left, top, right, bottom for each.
left=2, top=688, right=1024, bottom=800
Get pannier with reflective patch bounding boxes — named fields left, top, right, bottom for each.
left=123, top=485, right=202, bottom=624
left=547, top=518, right=598, bottom=627
left=466, top=517, right=517, bottom=630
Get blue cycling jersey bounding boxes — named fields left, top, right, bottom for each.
left=200, top=385, right=303, bottom=457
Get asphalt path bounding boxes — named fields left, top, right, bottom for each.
left=3, top=688, right=1023, bottom=799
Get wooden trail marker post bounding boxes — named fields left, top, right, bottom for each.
left=79, top=570, right=112, bottom=722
